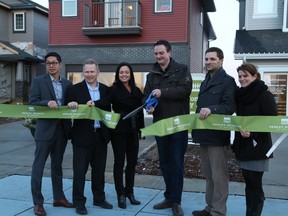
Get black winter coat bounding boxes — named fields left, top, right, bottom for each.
left=232, top=80, right=277, bottom=161
left=143, top=58, right=192, bottom=123
left=192, top=67, right=237, bottom=145
left=109, top=82, right=144, bottom=134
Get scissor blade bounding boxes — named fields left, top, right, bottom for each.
left=122, top=105, right=145, bottom=120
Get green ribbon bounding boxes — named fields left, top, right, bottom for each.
left=141, top=114, right=288, bottom=137
left=0, top=104, right=120, bottom=129
left=2, top=104, right=287, bottom=135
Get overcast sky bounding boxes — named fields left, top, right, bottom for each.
left=32, top=0, right=241, bottom=81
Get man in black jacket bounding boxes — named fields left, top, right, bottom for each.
left=143, top=40, right=192, bottom=216
left=66, top=58, right=112, bottom=215
left=192, top=47, right=237, bottom=216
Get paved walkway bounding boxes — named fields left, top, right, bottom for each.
left=0, top=120, right=288, bottom=215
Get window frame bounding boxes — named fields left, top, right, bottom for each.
left=13, top=12, right=26, bottom=32
left=154, top=0, right=173, bottom=14
left=62, top=0, right=78, bottom=17
left=253, top=0, right=278, bottom=19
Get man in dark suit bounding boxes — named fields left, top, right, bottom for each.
left=29, top=52, right=74, bottom=216
left=66, top=58, right=112, bottom=215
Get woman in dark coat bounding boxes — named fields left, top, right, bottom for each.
left=109, top=62, right=144, bottom=209
left=233, top=63, right=277, bottom=216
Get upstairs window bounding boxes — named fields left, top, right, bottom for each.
left=62, top=0, right=77, bottom=17
left=13, top=12, right=25, bottom=32
left=253, top=0, right=277, bottom=19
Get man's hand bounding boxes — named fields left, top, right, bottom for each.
left=199, top=108, right=211, bottom=120
left=48, top=100, right=59, bottom=109
left=152, top=89, right=161, bottom=98
left=87, top=100, right=95, bottom=107
left=68, top=101, right=78, bottom=109
left=146, top=106, right=155, bottom=114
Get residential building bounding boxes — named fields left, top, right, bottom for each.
left=234, top=0, right=288, bottom=115
left=0, top=0, right=48, bottom=103
left=48, top=0, right=216, bottom=91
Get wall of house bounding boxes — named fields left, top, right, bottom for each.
left=245, top=0, right=283, bottom=30
left=49, top=0, right=189, bottom=44
left=9, top=10, right=34, bottom=42
left=33, top=11, right=48, bottom=49
left=189, top=0, right=205, bottom=73
left=0, top=7, right=9, bottom=41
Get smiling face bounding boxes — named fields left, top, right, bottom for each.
left=83, top=63, right=99, bottom=87
left=154, top=44, right=171, bottom=69
left=45, top=56, right=62, bottom=79
left=118, top=65, right=131, bottom=84
left=238, top=70, right=257, bottom=87
left=204, top=51, right=223, bottom=74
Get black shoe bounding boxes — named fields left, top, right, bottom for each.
left=192, top=209, right=210, bottom=216
left=93, top=199, right=113, bottom=209
left=117, top=195, right=127, bottom=209
left=75, top=205, right=87, bottom=215
left=126, top=193, right=141, bottom=205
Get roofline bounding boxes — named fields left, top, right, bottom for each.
left=235, top=53, right=288, bottom=60
left=0, top=2, right=11, bottom=9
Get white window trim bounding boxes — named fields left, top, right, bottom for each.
left=283, top=0, right=288, bottom=32
left=62, top=0, right=77, bottom=17
left=253, top=0, right=278, bottom=19
left=13, top=12, right=25, bottom=31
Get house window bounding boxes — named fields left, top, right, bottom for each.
left=62, top=0, right=77, bottom=17
left=253, top=0, right=277, bottom=19
left=154, top=0, right=173, bottom=13
left=13, top=12, right=25, bottom=32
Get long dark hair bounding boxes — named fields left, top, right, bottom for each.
left=114, top=62, right=137, bottom=89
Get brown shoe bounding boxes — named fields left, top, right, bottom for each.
left=172, top=203, right=184, bottom=216
left=34, top=204, right=46, bottom=216
left=53, top=199, right=74, bottom=208
left=153, top=199, right=172, bottom=209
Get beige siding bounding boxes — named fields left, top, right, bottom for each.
left=245, top=0, right=284, bottom=30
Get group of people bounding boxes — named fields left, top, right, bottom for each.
left=29, top=40, right=276, bottom=216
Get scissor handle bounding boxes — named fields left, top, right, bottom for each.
left=145, top=93, right=159, bottom=110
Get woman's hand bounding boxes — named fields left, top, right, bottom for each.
left=240, top=131, right=250, bottom=138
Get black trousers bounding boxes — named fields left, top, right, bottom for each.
left=72, top=130, right=108, bottom=206
left=242, top=169, right=265, bottom=216
left=111, top=132, right=139, bottom=195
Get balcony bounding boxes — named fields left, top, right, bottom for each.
left=82, top=1, right=142, bottom=36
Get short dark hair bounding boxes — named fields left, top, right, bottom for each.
left=45, top=52, right=62, bottom=63
left=205, top=47, right=224, bottom=60
left=154, top=40, right=172, bottom=52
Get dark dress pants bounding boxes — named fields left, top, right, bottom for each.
left=111, top=132, right=139, bottom=195
left=72, top=130, right=108, bottom=206
left=31, top=124, right=68, bottom=205
left=155, top=130, right=188, bottom=204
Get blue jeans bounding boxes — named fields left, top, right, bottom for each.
left=155, top=130, right=188, bottom=203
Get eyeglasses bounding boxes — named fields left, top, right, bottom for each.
left=45, top=62, right=59, bottom=66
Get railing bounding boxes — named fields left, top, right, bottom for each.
left=83, top=1, right=141, bottom=28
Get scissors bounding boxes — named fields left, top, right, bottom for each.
left=122, top=93, right=159, bottom=120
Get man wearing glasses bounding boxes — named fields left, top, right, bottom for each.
left=29, top=52, right=74, bottom=216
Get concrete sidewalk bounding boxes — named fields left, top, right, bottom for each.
left=0, top=120, right=288, bottom=215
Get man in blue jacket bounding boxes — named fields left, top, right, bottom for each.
left=192, top=47, right=237, bottom=216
